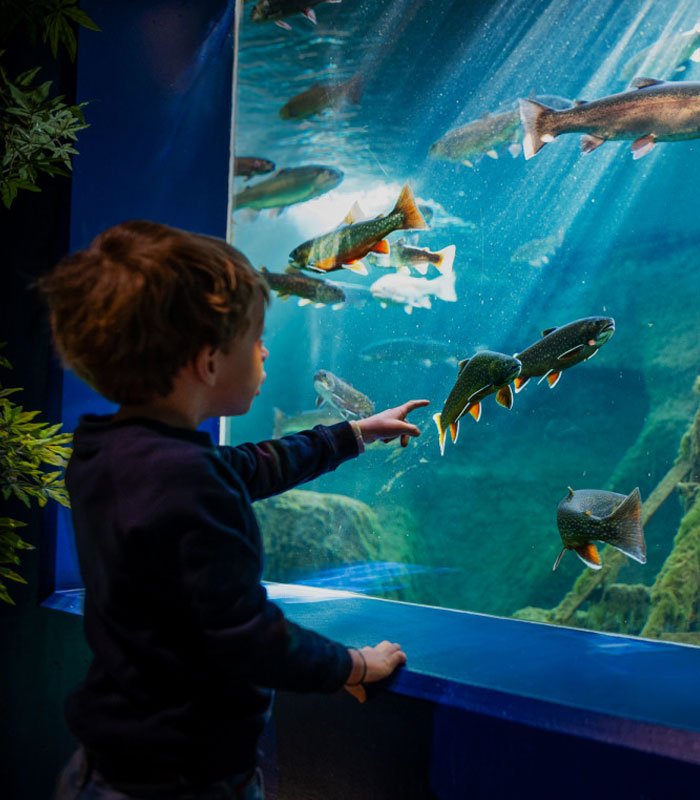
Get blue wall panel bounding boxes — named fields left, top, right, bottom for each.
left=54, top=0, right=234, bottom=592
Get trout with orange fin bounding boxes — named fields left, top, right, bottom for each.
left=554, top=487, right=646, bottom=571
left=512, top=317, right=615, bottom=394
left=432, top=351, right=522, bottom=456
left=289, top=184, right=428, bottom=274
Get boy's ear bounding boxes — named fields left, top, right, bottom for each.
left=193, top=345, right=219, bottom=386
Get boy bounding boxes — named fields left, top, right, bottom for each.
left=40, top=220, right=428, bottom=799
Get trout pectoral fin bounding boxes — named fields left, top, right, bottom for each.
left=581, top=134, right=605, bottom=154
left=495, top=384, right=514, bottom=409
left=468, top=403, right=482, bottom=422
left=546, top=371, right=561, bottom=388
left=552, top=548, right=567, bottom=571
left=449, top=421, right=459, bottom=443
left=433, top=413, right=446, bottom=457
left=632, top=135, right=656, bottom=160
left=342, top=260, right=369, bottom=275
left=573, top=543, right=602, bottom=570
left=371, top=239, right=390, bottom=255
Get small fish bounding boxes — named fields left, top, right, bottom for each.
left=554, top=487, right=646, bottom=571
left=233, top=156, right=275, bottom=180
left=368, top=238, right=456, bottom=276
left=620, top=24, right=700, bottom=82
left=360, top=338, right=459, bottom=369
left=510, top=228, right=564, bottom=268
left=432, top=351, right=522, bottom=456
left=369, top=269, right=457, bottom=315
left=520, top=79, right=700, bottom=160
left=289, top=184, right=427, bottom=273
left=417, top=199, right=476, bottom=230
left=273, top=406, right=344, bottom=438
left=513, top=316, right=615, bottom=393
left=250, top=0, right=341, bottom=29
left=280, top=76, right=363, bottom=120
left=234, top=165, right=343, bottom=215
left=313, top=370, right=375, bottom=420
left=260, top=267, right=346, bottom=308
left=429, top=96, right=573, bottom=165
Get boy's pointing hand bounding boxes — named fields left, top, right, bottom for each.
left=356, top=399, right=430, bottom=447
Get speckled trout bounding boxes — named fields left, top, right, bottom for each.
left=513, top=317, right=615, bottom=392
left=519, top=79, right=700, bottom=160
left=260, top=267, right=346, bottom=308
left=432, top=351, right=522, bottom=456
left=233, top=165, right=343, bottom=213
left=280, top=76, right=362, bottom=120
left=313, top=370, right=375, bottom=420
left=554, top=487, right=646, bottom=571
left=430, top=96, right=572, bottom=165
left=289, top=184, right=428, bottom=273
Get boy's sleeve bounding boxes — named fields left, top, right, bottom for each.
left=177, top=474, right=353, bottom=692
left=217, top=422, right=361, bottom=501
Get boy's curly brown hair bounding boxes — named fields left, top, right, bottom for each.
left=38, top=220, right=269, bottom=405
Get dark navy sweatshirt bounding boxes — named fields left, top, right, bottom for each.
left=64, top=415, right=360, bottom=785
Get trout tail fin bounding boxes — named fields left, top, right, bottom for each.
left=393, top=184, right=428, bottom=231
left=603, top=487, right=646, bottom=564
left=434, top=244, right=456, bottom=275
left=519, top=98, right=556, bottom=160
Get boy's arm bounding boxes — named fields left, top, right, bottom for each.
left=179, top=485, right=353, bottom=692
left=217, top=421, right=363, bottom=501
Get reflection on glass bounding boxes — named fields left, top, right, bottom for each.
left=228, top=0, right=700, bottom=646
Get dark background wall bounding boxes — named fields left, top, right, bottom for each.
left=0, top=2, right=232, bottom=796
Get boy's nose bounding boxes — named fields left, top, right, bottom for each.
left=262, top=346, right=270, bottom=360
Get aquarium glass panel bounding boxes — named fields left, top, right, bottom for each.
left=228, top=0, right=700, bottom=646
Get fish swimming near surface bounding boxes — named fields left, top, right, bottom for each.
left=519, top=78, right=700, bottom=160
left=260, top=267, right=347, bottom=309
left=360, top=338, right=459, bottom=369
left=620, top=24, right=700, bottom=82
left=369, top=264, right=457, bottom=315
left=233, top=165, right=343, bottom=215
left=510, top=228, right=564, bottom=267
left=313, top=370, right=375, bottom=420
left=280, top=76, right=363, bottom=120
left=234, top=156, right=275, bottom=180
left=554, top=487, right=646, bottom=571
left=432, top=350, right=522, bottom=456
left=513, top=316, right=615, bottom=393
left=289, top=184, right=428, bottom=274
left=429, top=96, right=573, bottom=166
left=251, top=0, right=341, bottom=29
left=368, top=238, right=456, bottom=275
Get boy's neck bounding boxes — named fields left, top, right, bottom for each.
left=113, top=398, right=202, bottom=431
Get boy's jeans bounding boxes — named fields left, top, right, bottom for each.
left=55, top=748, right=264, bottom=800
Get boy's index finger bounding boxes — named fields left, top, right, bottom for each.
left=401, top=399, right=430, bottom=415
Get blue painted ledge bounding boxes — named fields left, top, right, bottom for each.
left=44, top=583, right=700, bottom=765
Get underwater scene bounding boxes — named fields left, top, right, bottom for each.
left=228, top=0, right=700, bottom=645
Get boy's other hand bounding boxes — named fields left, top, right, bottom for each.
left=356, top=399, right=429, bottom=447
left=344, top=641, right=407, bottom=703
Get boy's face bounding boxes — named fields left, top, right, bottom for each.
left=212, top=296, right=268, bottom=416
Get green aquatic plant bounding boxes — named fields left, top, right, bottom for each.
left=0, top=345, right=72, bottom=604
left=0, top=1, right=99, bottom=207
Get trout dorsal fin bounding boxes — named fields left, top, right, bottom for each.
left=458, top=358, right=470, bottom=372
left=542, top=326, right=557, bottom=337
left=630, top=77, right=665, bottom=89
